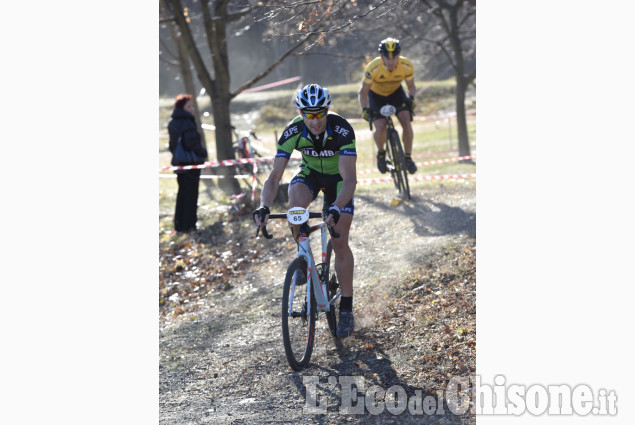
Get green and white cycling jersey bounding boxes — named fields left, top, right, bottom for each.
left=275, top=112, right=357, bottom=175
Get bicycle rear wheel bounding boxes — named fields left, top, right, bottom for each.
left=281, top=257, right=316, bottom=370
left=323, top=240, right=339, bottom=337
left=389, top=130, right=411, bottom=200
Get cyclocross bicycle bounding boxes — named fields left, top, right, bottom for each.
left=231, top=127, right=271, bottom=176
left=371, top=104, right=411, bottom=200
left=257, top=207, right=341, bottom=371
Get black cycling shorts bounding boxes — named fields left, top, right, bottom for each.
left=289, top=168, right=354, bottom=215
left=368, top=86, right=411, bottom=120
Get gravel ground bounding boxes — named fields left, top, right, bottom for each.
left=160, top=180, right=476, bottom=424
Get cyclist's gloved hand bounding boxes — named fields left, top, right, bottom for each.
left=408, top=95, right=416, bottom=112
left=323, top=204, right=341, bottom=225
left=253, top=205, right=270, bottom=226
left=362, top=108, right=371, bottom=122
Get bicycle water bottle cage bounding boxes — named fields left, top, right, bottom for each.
left=287, top=207, right=309, bottom=225
left=379, top=104, right=397, bottom=117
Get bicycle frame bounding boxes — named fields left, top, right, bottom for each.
left=232, top=128, right=254, bottom=160
left=291, top=221, right=336, bottom=318
left=370, top=104, right=411, bottom=199
left=263, top=211, right=340, bottom=316
left=377, top=104, right=400, bottom=169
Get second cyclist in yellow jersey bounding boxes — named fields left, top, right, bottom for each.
left=362, top=56, right=415, bottom=97
left=359, top=37, right=418, bottom=174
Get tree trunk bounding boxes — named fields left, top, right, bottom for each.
left=455, top=75, right=471, bottom=158
left=204, top=2, right=241, bottom=195
left=209, top=86, right=241, bottom=194
left=422, top=0, right=475, bottom=160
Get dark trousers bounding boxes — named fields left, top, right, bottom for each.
left=174, top=169, right=201, bottom=232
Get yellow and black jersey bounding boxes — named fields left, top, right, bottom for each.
left=362, top=56, right=415, bottom=97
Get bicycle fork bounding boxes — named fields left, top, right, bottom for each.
left=288, top=228, right=332, bottom=324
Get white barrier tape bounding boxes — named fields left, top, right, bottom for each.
left=357, top=155, right=475, bottom=175
left=418, top=154, right=475, bottom=165
left=160, top=153, right=472, bottom=173
left=346, top=109, right=475, bottom=124
left=159, top=174, right=253, bottom=179
left=159, top=155, right=304, bottom=172
left=160, top=157, right=272, bottom=172
left=160, top=173, right=475, bottom=185
left=357, top=173, right=475, bottom=185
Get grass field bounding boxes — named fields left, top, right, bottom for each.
left=159, top=81, right=476, bottom=233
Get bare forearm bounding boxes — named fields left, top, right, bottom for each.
left=358, top=83, right=370, bottom=109
left=358, top=92, right=369, bottom=109
left=406, top=80, right=416, bottom=98
left=259, top=157, right=288, bottom=206
left=333, top=178, right=356, bottom=210
left=260, top=175, right=280, bottom=207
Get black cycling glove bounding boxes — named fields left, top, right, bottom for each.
left=362, top=108, right=371, bottom=122
left=323, top=204, right=341, bottom=225
left=253, top=205, right=270, bottom=225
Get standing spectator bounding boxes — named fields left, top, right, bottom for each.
left=168, top=94, right=207, bottom=233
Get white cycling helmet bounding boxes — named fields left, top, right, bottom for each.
left=295, top=84, right=331, bottom=110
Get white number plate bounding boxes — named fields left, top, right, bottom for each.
left=379, top=104, right=397, bottom=117
left=287, top=207, right=309, bottom=225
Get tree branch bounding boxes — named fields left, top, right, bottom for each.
left=159, top=55, right=180, bottom=67
left=230, top=31, right=318, bottom=98
left=159, top=36, right=178, bottom=61
left=166, top=0, right=216, bottom=91
left=294, top=51, right=367, bottom=61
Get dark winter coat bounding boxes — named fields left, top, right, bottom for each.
left=168, top=108, right=208, bottom=161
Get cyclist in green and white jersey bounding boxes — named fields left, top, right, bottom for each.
left=253, top=84, right=357, bottom=338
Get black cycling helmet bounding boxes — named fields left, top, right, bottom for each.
left=378, top=37, right=401, bottom=59
left=295, top=84, right=331, bottom=111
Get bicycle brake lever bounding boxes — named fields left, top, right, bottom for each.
left=261, top=226, right=273, bottom=239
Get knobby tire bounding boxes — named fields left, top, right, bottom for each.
left=323, top=240, right=339, bottom=337
left=386, top=129, right=401, bottom=193
left=395, top=132, right=410, bottom=199
left=391, top=131, right=411, bottom=200
left=281, top=257, right=316, bottom=371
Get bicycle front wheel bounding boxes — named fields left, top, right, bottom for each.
left=390, top=130, right=411, bottom=200
left=281, top=257, right=316, bottom=371
left=386, top=130, right=401, bottom=192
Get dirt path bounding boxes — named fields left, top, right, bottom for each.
left=160, top=181, right=476, bottom=424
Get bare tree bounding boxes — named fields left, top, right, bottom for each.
left=420, top=0, right=476, bottom=158
left=163, top=0, right=330, bottom=193
left=159, top=0, right=207, bottom=148
left=161, top=0, right=442, bottom=192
